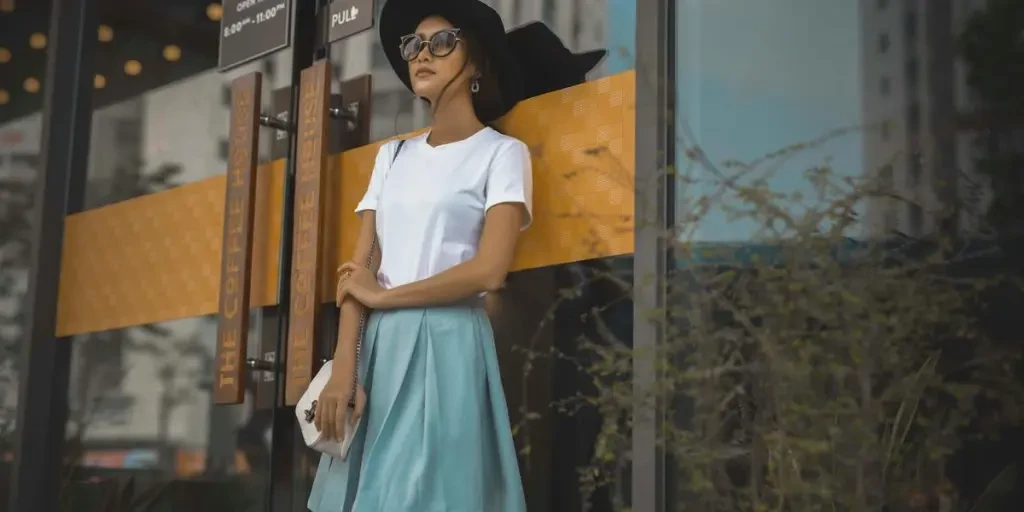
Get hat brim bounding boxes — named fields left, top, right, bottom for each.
left=576, top=49, right=607, bottom=75
left=379, top=0, right=523, bottom=122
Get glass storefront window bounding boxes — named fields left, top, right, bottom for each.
left=1, top=2, right=53, bottom=500
left=63, top=314, right=270, bottom=510
left=669, top=1, right=1024, bottom=510
left=85, top=54, right=293, bottom=207
left=675, top=0, right=864, bottom=241
left=5, top=0, right=642, bottom=510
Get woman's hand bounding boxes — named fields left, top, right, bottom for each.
left=313, top=373, right=367, bottom=441
left=336, top=262, right=389, bottom=308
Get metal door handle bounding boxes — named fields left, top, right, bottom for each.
left=258, top=114, right=294, bottom=132
left=245, top=357, right=279, bottom=373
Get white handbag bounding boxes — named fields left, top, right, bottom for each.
left=295, top=139, right=405, bottom=461
left=295, top=360, right=359, bottom=460
left=295, top=229, right=377, bottom=461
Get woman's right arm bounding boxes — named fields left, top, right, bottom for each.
left=316, top=141, right=394, bottom=440
left=332, top=210, right=380, bottom=384
left=330, top=141, right=394, bottom=384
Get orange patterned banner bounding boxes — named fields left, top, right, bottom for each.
left=56, top=70, right=636, bottom=337
left=56, top=163, right=285, bottom=336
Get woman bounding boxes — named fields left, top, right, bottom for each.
left=307, top=0, right=530, bottom=510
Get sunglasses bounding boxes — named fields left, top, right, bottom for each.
left=399, top=28, right=462, bottom=61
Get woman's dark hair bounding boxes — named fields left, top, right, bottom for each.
left=461, top=30, right=505, bottom=125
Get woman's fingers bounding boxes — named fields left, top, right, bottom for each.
left=320, top=400, right=335, bottom=440
left=334, top=404, right=348, bottom=441
left=336, top=281, right=350, bottom=306
left=338, top=261, right=359, bottom=274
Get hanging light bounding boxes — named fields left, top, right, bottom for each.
left=163, top=45, right=181, bottom=62
left=0, top=47, right=10, bottom=64
left=98, top=25, right=114, bottom=42
left=29, top=32, right=46, bottom=50
left=0, top=90, right=9, bottom=105
left=206, top=3, right=222, bottom=21
left=23, top=77, right=40, bottom=93
left=124, top=60, right=142, bottom=76
left=94, top=74, right=106, bottom=89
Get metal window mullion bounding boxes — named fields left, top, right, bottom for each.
left=10, top=0, right=99, bottom=511
left=632, top=0, right=675, bottom=511
left=267, top=0, right=321, bottom=511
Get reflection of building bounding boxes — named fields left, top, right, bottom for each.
left=70, top=318, right=217, bottom=451
left=860, top=0, right=991, bottom=237
left=0, top=116, right=41, bottom=428
left=0, top=103, right=145, bottom=430
left=143, top=53, right=292, bottom=184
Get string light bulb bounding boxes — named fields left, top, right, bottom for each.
left=124, top=60, right=142, bottom=76
left=0, top=47, right=10, bottom=64
left=98, top=25, right=114, bottom=42
left=162, top=45, right=181, bottom=62
left=0, top=90, right=9, bottom=105
left=29, top=33, right=46, bottom=50
left=94, top=74, right=106, bottom=89
left=24, top=77, right=40, bottom=93
left=206, top=3, right=222, bottom=21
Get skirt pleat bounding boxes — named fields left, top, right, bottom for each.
left=307, top=305, right=526, bottom=512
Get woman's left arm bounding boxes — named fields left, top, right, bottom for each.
left=377, top=202, right=525, bottom=308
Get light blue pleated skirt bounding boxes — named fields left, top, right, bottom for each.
left=307, top=304, right=527, bottom=512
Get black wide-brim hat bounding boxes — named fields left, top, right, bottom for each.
left=379, top=0, right=524, bottom=122
left=506, top=21, right=607, bottom=99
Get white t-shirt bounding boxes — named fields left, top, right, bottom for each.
left=354, top=127, right=533, bottom=290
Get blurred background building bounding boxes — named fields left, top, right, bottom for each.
left=860, top=0, right=1000, bottom=237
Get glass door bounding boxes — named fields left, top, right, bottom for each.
left=296, top=1, right=640, bottom=511
left=21, top=0, right=316, bottom=509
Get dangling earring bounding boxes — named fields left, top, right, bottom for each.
left=471, top=79, right=480, bottom=94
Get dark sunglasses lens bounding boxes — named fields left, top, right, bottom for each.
left=429, top=30, right=458, bottom=57
left=400, top=36, right=424, bottom=61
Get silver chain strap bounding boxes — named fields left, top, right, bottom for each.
left=347, top=139, right=403, bottom=406
left=348, top=232, right=375, bottom=406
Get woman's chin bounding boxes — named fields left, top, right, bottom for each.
left=411, top=82, right=439, bottom=102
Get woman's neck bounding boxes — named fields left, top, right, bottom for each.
left=427, top=93, right=484, bottom=146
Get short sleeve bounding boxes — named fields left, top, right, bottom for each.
left=485, top=140, right=534, bottom=230
left=355, top=139, right=401, bottom=214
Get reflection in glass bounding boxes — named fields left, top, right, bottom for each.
left=82, top=51, right=293, bottom=210
left=62, top=314, right=270, bottom=510
left=667, top=1, right=1024, bottom=509
left=0, top=71, right=46, bottom=476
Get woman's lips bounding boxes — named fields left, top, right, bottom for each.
left=414, top=69, right=435, bottom=78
